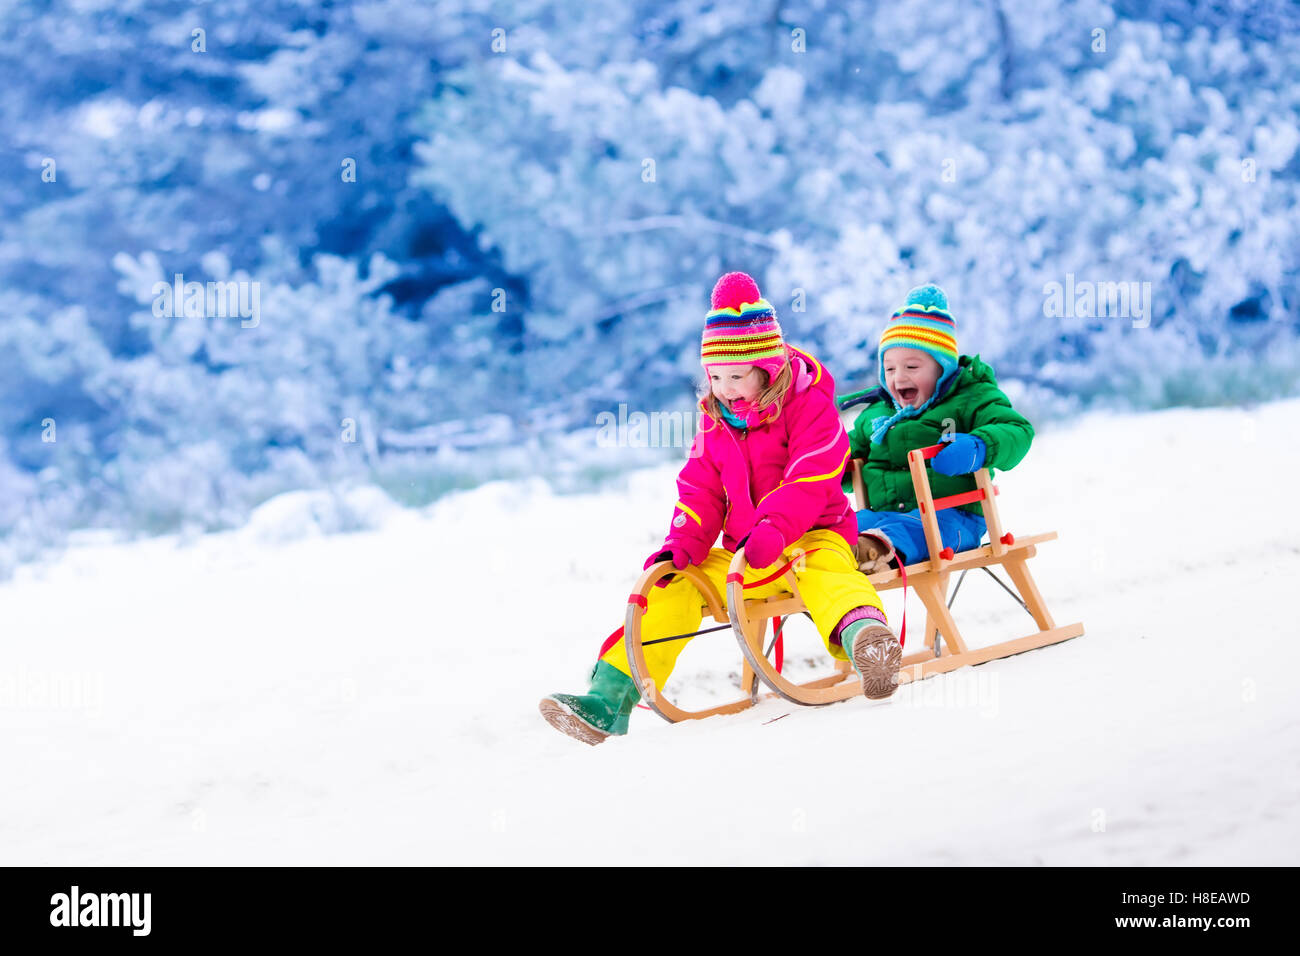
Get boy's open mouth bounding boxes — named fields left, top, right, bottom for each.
left=897, top=386, right=919, bottom=404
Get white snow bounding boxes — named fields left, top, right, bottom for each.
left=2, top=399, right=1298, bottom=864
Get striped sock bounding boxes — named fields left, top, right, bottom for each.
left=837, top=607, right=890, bottom=653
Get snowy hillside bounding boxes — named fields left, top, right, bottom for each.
left=3, top=398, right=1298, bottom=865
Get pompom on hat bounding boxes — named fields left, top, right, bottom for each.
left=700, top=272, right=788, bottom=380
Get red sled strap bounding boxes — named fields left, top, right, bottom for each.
left=600, top=548, right=825, bottom=665
left=897, top=561, right=907, bottom=650
left=596, top=625, right=624, bottom=660
left=735, top=547, right=826, bottom=590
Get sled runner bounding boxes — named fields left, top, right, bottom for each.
left=622, top=443, right=1084, bottom=720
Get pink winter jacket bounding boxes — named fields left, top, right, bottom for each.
left=661, top=347, right=858, bottom=563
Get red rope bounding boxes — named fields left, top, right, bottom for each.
left=897, top=561, right=908, bottom=649
left=738, top=548, right=826, bottom=589
left=600, top=547, right=823, bottom=671
left=592, top=624, right=654, bottom=710
left=596, top=625, right=623, bottom=659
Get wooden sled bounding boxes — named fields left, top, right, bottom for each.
left=846, top=442, right=1085, bottom=687
left=623, top=443, right=1084, bottom=721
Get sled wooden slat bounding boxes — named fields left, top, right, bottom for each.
left=863, top=536, right=1055, bottom=584
left=975, top=467, right=1007, bottom=558
left=1001, top=555, right=1056, bottom=631
left=850, top=461, right=867, bottom=519
left=896, top=623, right=1084, bottom=684
left=909, top=447, right=948, bottom=573
left=755, top=595, right=806, bottom=618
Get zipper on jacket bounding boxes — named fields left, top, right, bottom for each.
left=724, top=421, right=755, bottom=511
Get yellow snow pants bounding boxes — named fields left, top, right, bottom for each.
left=601, top=529, right=886, bottom=688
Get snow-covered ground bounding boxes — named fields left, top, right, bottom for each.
left=3, top=399, right=1298, bottom=865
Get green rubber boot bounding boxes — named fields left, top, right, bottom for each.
left=539, top=660, right=642, bottom=746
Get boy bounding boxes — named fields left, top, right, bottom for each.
left=847, top=284, right=1034, bottom=572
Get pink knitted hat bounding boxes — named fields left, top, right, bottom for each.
left=700, top=272, right=788, bottom=380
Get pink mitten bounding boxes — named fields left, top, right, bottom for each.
left=742, top=523, right=785, bottom=569
left=644, top=548, right=689, bottom=571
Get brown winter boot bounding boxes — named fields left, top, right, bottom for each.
left=853, top=529, right=897, bottom=574
left=842, top=620, right=902, bottom=700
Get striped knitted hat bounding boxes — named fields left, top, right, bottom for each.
left=877, top=283, right=959, bottom=397
left=700, top=272, right=787, bottom=379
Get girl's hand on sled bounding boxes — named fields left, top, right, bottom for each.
left=932, top=432, right=987, bottom=476
left=741, top=522, right=784, bottom=569
left=644, top=548, right=690, bottom=572
left=645, top=547, right=691, bottom=588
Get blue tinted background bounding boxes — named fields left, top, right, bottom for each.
left=1, top=0, right=1297, bottom=572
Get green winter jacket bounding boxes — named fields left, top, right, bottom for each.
left=843, top=354, right=1033, bottom=517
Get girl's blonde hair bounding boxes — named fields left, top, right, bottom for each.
left=701, top=347, right=794, bottom=427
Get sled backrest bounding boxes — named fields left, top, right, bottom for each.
left=850, top=443, right=1010, bottom=572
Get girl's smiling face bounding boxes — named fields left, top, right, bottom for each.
left=709, top=364, right=766, bottom=409
left=883, top=347, right=942, bottom=408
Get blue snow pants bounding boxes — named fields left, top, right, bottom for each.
left=856, top=506, right=987, bottom=565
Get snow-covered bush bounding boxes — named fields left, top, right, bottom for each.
left=2, top=0, right=1298, bottom=574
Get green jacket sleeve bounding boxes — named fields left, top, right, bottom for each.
left=965, top=384, right=1034, bottom=473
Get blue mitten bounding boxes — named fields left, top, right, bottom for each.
left=932, top=433, right=987, bottom=476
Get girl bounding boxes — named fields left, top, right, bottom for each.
left=540, top=272, right=900, bottom=746
left=846, top=284, right=1035, bottom=573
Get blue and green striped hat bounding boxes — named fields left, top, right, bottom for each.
left=877, top=283, right=959, bottom=394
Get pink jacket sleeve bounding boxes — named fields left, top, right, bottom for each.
left=750, top=389, right=851, bottom=549
left=660, top=429, right=725, bottom=565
